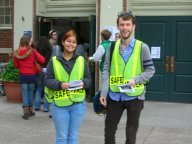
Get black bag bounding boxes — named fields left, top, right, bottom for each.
left=92, top=90, right=107, bottom=114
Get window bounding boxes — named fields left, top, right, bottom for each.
left=0, top=0, right=12, bottom=27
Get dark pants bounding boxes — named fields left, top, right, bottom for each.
left=105, top=98, right=144, bottom=144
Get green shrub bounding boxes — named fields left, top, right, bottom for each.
left=0, top=59, right=19, bottom=82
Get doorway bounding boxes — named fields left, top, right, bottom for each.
left=36, top=16, right=96, bottom=102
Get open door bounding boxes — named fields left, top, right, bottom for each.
left=36, top=16, right=51, bottom=41
left=88, top=15, right=96, bottom=102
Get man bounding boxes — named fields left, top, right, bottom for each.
left=100, top=11, right=155, bottom=144
left=89, top=29, right=111, bottom=72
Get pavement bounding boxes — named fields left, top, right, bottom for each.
left=0, top=96, right=192, bottom=144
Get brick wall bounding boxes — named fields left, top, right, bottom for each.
left=0, top=30, right=13, bottom=48
left=0, top=0, right=14, bottom=62
left=0, top=29, right=13, bottom=62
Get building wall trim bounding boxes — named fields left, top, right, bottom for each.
left=0, top=48, right=13, bottom=54
left=132, top=1, right=192, bottom=16
left=42, top=0, right=96, bottom=17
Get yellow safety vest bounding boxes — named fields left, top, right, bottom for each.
left=109, top=39, right=145, bottom=96
left=44, top=86, right=53, bottom=104
left=45, top=56, right=86, bottom=107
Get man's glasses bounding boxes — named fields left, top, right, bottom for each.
left=118, top=11, right=134, bottom=17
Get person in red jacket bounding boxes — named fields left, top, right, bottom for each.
left=13, top=36, right=45, bottom=120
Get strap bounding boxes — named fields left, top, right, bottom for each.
left=110, top=41, right=116, bottom=64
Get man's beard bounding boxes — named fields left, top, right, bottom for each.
left=121, top=30, right=133, bottom=40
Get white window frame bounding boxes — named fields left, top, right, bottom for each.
left=0, top=0, right=12, bottom=27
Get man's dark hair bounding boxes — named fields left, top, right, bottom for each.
left=117, top=11, right=136, bottom=25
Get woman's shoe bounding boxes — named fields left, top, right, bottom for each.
left=34, top=108, right=40, bottom=111
left=22, top=107, right=29, bottom=120
left=28, top=106, right=35, bottom=117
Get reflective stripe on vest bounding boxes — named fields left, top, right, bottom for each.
left=46, top=56, right=86, bottom=107
left=109, top=39, right=144, bottom=96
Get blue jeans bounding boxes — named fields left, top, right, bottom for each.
left=21, top=83, right=35, bottom=107
left=34, top=73, right=44, bottom=109
left=52, top=101, right=86, bottom=144
left=43, top=97, right=50, bottom=111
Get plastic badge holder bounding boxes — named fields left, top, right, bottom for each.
left=68, top=80, right=83, bottom=90
left=118, top=84, right=135, bottom=93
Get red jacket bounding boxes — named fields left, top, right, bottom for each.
left=14, top=47, right=45, bottom=75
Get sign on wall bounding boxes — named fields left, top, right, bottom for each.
left=23, top=31, right=32, bottom=37
left=104, top=26, right=119, bottom=41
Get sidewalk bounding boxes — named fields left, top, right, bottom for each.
left=0, top=96, right=192, bottom=144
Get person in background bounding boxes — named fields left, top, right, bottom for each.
left=83, top=42, right=90, bottom=62
left=49, top=30, right=58, bottom=46
left=75, top=36, right=86, bottom=58
left=89, top=29, right=112, bottom=72
left=115, top=32, right=121, bottom=41
left=13, top=36, right=45, bottom=120
left=34, top=36, right=52, bottom=112
left=99, top=11, right=155, bottom=144
left=44, top=29, right=91, bottom=144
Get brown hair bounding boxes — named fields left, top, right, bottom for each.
left=59, top=29, right=77, bottom=52
left=19, top=36, right=30, bottom=47
left=117, top=11, right=136, bottom=26
left=101, top=29, right=112, bottom=40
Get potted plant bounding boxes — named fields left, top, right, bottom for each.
left=0, top=59, right=22, bottom=103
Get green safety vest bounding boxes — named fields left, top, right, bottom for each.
left=109, top=39, right=145, bottom=96
left=100, top=40, right=111, bottom=72
left=45, top=56, right=86, bottom=106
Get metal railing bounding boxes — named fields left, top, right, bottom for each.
left=0, top=63, right=7, bottom=96
left=0, top=62, right=7, bottom=73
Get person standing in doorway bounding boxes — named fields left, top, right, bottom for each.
left=99, top=11, right=155, bottom=144
left=45, top=29, right=91, bottom=144
left=49, top=30, right=58, bottom=46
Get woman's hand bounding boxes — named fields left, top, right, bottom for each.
left=61, top=83, right=69, bottom=90
left=79, top=82, right=84, bottom=89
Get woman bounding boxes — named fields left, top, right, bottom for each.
left=45, top=29, right=91, bottom=144
left=13, top=36, right=45, bottom=120
left=34, top=36, right=52, bottom=112
left=49, top=30, right=58, bottom=46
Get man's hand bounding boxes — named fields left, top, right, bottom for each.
left=100, top=96, right=107, bottom=107
left=128, top=79, right=136, bottom=87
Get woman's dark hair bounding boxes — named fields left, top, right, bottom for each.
left=58, top=29, right=77, bottom=52
left=36, top=36, right=52, bottom=67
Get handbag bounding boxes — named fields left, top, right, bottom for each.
left=34, top=53, right=42, bottom=74
left=34, top=61, right=42, bottom=73
left=92, top=90, right=107, bottom=114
